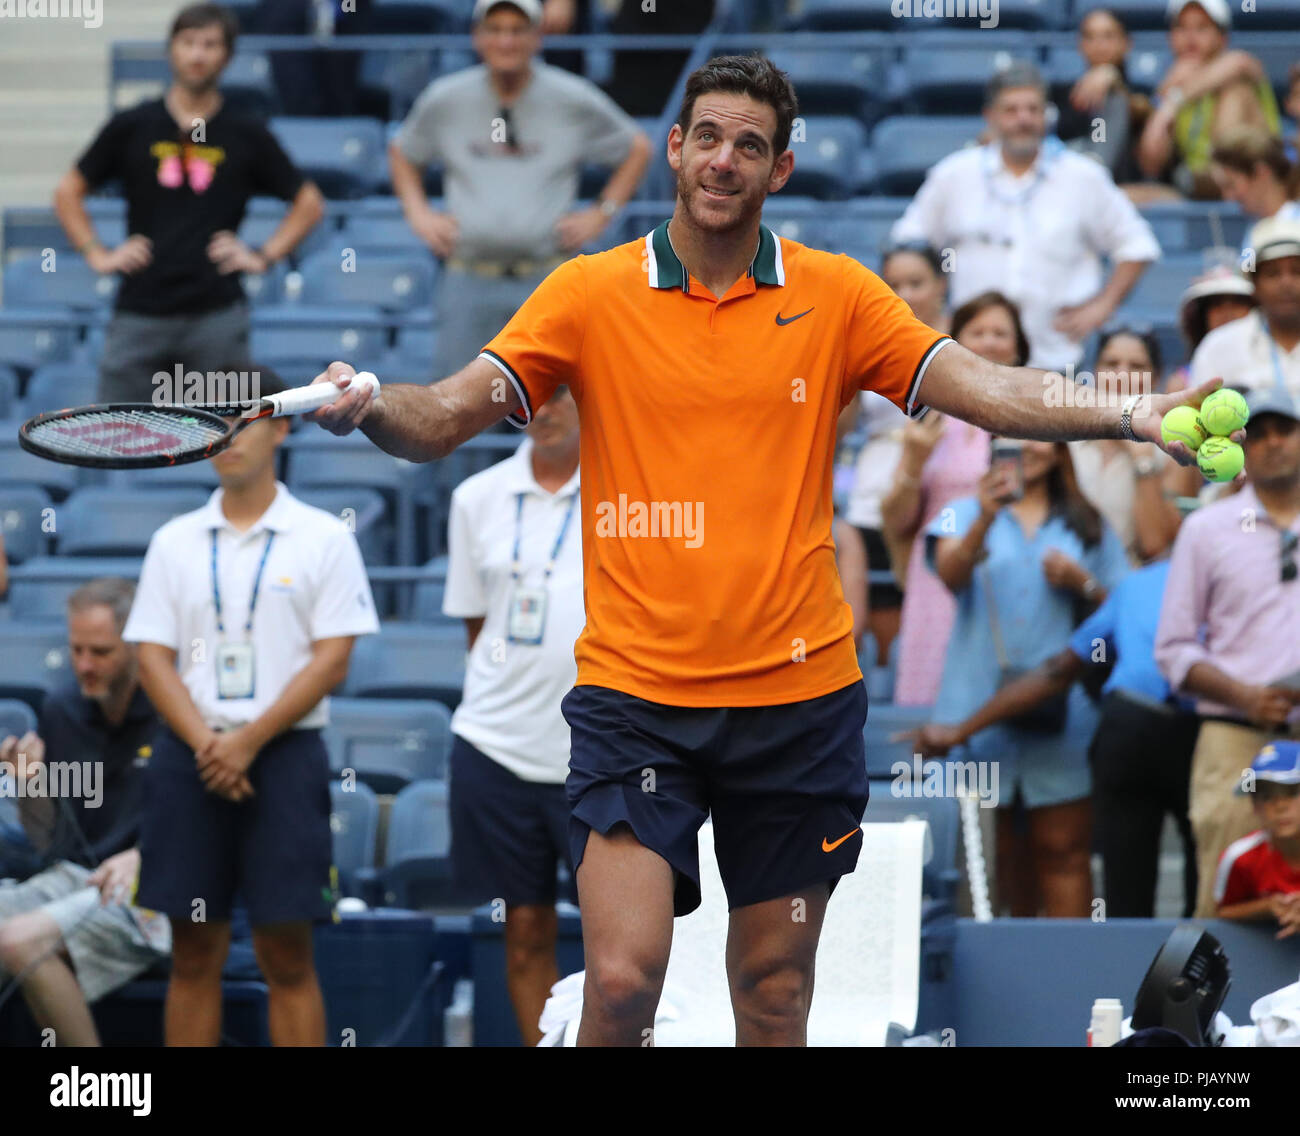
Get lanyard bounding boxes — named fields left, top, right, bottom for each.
left=510, top=490, right=576, bottom=585
left=981, top=137, right=1060, bottom=209
left=211, top=529, right=275, bottom=637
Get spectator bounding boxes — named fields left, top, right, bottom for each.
left=843, top=242, right=950, bottom=660
left=1155, top=387, right=1300, bottom=918
left=1287, top=63, right=1300, bottom=164
left=1177, top=267, right=1256, bottom=371
left=53, top=3, right=325, bottom=404
left=390, top=0, right=651, bottom=380
left=881, top=292, right=1022, bottom=706
left=1215, top=742, right=1300, bottom=936
left=1069, top=327, right=1183, bottom=564
left=908, top=542, right=1200, bottom=919
left=1190, top=217, right=1300, bottom=400
left=1053, top=6, right=1149, bottom=183
left=893, top=62, right=1159, bottom=372
left=123, top=365, right=378, bottom=1046
left=442, top=385, right=582, bottom=1047
left=1211, top=127, right=1299, bottom=235
left=0, top=579, right=170, bottom=1047
left=925, top=439, right=1128, bottom=916
left=1137, top=0, right=1280, bottom=200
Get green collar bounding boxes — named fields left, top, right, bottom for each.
left=645, top=220, right=785, bottom=291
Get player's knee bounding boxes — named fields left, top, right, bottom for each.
left=584, top=954, right=663, bottom=1021
left=732, top=958, right=813, bottom=1026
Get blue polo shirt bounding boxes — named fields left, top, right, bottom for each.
left=36, top=681, right=157, bottom=866
left=1067, top=559, right=1178, bottom=704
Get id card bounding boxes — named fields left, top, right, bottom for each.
left=216, top=642, right=256, bottom=700
left=507, top=586, right=548, bottom=645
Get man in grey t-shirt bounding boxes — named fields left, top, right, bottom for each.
left=390, top=0, right=650, bottom=379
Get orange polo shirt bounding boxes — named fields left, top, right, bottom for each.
left=481, top=220, right=950, bottom=707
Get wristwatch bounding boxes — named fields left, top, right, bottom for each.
left=597, top=197, right=620, bottom=219
left=1119, top=394, right=1142, bottom=442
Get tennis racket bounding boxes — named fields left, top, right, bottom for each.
left=17, top=372, right=380, bottom=470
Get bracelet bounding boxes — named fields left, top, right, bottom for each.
left=1119, top=394, right=1141, bottom=442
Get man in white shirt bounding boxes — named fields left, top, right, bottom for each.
left=892, top=63, right=1160, bottom=372
left=443, top=385, right=581, bottom=1046
left=1191, top=216, right=1300, bottom=398
left=123, top=366, right=378, bottom=1047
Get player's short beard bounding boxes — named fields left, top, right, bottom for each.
left=676, top=169, right=763, bottom=234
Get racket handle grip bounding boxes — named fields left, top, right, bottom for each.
left=268, top=372, right=380, bottom=418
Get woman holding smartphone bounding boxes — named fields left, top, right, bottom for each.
left=921, top=439, right=1129, bottom=917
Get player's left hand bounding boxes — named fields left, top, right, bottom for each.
left=89, top=847, right=141, bottom=906
left=555, top=206, right=608, bottom=252
left=197, top=728, right=259, bottom=800
left=1133, top=377, right=1247, bottom=466
left=207, top=230, right=267, bottom=276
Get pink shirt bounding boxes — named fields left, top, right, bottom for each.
left=893, top=418, right=990, bottom=706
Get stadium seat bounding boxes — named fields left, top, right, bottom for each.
left=784, top=116, right=867, bottom=200
left=793, top=0, right=937, bottom=30
left=294, top=486, right=391, bottom=565
left=0, top=484, right=53, bottom=564
left=372, top=779, right=456, bottom=909
left=295, top=248, right=437, bottom=314
left=370, top=0, right=465, bottom=34
left=0, top=366, right=18, bottom=420
left=764, top=47, right=888, bottom=122
left=1238, top=6, right=1300, bottom=29
left=4, top=557, right=142, bottom=621
left=20, top=362, right=98, bottom=418
left=342, top=623, right=466, bottom=708
left=0, top=621, right=72, bottom=710
left=872, top=115, right=984, bottom=196
left=0, top=698, right=38, bottom=740
left=221, top=51, right=279, bottom=117
left=865, top=786, right=962, bottom=904
left=55, top=488, right=207, bottom=557
left=953, top=0, right=1067, bottom=29
left=863, top=703, right=934, bottom=778
left=250, top=306, right=389, bottom=375
left=1121, top=252, right=1206, bottom=313
left=1070, top=0, right=1168, bottom=30
left=325, top=698, right=453, bottom=792
left=106, top=461, right=221, bottom=493
left=846, top=196, right=913, bottom=251
left=2, top=253, right=117, bottom=314
left=339, top=214, right=427, bottom=253
left=375, top=328, right=440, bottom=384
left=0, top=435, right=80, bottom=500
left=329, top=780, right=380, bottom=897
left=238, top=261, right=288, bottom=307
left=268, top=117, right=388, bottom=199
left=899, top=33, right=1036, bottom=114
left=239, top=196, right=334, bottom=263
left=1235, top=37, right=1300, bottom=104
left=410, top=556, right=448, bottom=622
left=1045, top=40, right=1168, bottom=96
left=0, top=311, right=79, bottom=376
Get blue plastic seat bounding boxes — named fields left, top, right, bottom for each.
left=784, top=116, right=866, bottom=200
left=296, top=248, right=437, bottom=314
left=56, top=488, right=207, bottom=557
left=250, top=306, right=389, bottom=374
left=872, top=115, right=984, bottom=196
left=865, top=786, right=962, bottom=902
left=340, top=215, right=427, bottom=253
left=4, top=557, right=142, bottom=621
left=794, top=0, right=933, bottom=30
left=20, top=362, right=98, bottom=418
left=0, top=698, right=38, bottom=740
left=374, top=778, right=456, bottom=908
left=863, top=703, right=935, bottom=778
left=0, top=621, right=72, bottom=710
left=899, top=33, right=1037, bottom=114
left=342, top=623, right=466, bottom=708
left=2, top=253, right=117, bottom=313
left=329, top=780, right=380, bottom=897
left=0, top=311, right=78, bottom=376
left=1121, top=252, right=1206, bottom=313
left=410, top=556, right=448, bottom=622
left=0, top=436, right=81, bottom=500
left=268, top=117, right=388, bottom=199
left=221, top=51, right=279, bottom=118
left=0, top=484, right=53, bottom=564
left=107, top=462, right=221, bottom=493
left=765, top=47, right=888, bottom=122
left=370, top=0, right=464, bottom=33
left=0, top=365, right=18, bottom=420
left=963, top=0, right=1067, bottom=29
left=325, top=697, right=453, bottom=792
left=294, top=486, right=391, bottom=565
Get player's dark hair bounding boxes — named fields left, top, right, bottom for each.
left=169, top=3, right=239, bottom=57
left=677, top=55, right=799, bottom=155
left=68, top=577, right=136, bottom=633
left=950, top=290, right=1031, bottom=368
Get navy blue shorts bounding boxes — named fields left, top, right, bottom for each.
left=137, top=726, right=335, bottom=927
left=563, top=680, right=870, bottom=916
left=449, top=735, right=573, bottom=907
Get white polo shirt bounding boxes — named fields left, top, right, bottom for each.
left=1190, top=308, right=1300, bottom=400
left=891, top=138, right=1161, bottom=371
left=443, top=438, right=583, bottom=784
left=124, top=482, right=378, bottom=731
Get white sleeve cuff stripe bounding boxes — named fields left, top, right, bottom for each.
left=478, top=351, right=531, bottom=428
left=907, top=336, right=952, bottom=418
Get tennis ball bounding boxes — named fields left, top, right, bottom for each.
left=1198, top=388, right=1249, bottom=437
left=1197, top=436, right=1245, bottom=482
left=1160, top=405, right=1208, bottom=452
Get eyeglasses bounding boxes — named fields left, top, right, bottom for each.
left=1282, top=529, right=1298, bottom=583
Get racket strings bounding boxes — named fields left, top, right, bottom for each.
left=26, top=408, right=227, bottom=460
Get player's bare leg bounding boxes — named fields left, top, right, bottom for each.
left=252, top=921, right=326, bottom=1046
left=166, top=919, right=230, bottom=1046
left=726, top=885, right=828, bottom=1047
left=504, top=903, right=559, bottom=1046
left=575, top=825, right=674, bottom=1046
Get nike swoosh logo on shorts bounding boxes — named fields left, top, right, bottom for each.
left=775, top=307, right=814, bottom=326
left=822, top=828, right=859, bottom=853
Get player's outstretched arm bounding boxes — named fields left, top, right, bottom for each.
left=307, top=358, right=522, bottom=462
left=917, top=340, right=1242, bottom=466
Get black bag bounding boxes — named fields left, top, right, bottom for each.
left=983, top=567, right=1070, bottom=735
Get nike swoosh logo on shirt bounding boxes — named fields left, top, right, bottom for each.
left=775, top=307, right=815, bottom=326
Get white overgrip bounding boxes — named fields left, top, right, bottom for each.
left=268, top=371, right=381, bottom=418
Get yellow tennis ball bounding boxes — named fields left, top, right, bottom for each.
left=1197, top=436, right=1245, bottom=482
left=1198, top=389, right=1249, bottom=436
left=1160, top=405, right=1208, bottom=451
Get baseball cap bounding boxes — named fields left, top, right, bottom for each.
left=1168, top=0, right=1231, bottom=29
left=473, top=0, right=543, bottom=23
left=1246, top=387, right=1300, bottom=426
left=1245, top=215, right=1300, bottom=269
left=1237, top=741, right=1300, bottom=792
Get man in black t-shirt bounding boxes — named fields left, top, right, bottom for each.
left=52, top=3, right=324, bottom=404
left=0, top=579, right=167, bottom=1048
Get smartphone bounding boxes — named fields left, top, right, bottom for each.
left=990, top=438, right=1025, bottom=502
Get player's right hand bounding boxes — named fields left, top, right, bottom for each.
left=306, top=361, right=376, bottom=436
left=89, top=234, right=153, bottom=275
left=1241, top=685, right=1300, bottom=731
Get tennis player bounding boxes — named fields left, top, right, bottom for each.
left=308, top=56, right=1227, bottom=1046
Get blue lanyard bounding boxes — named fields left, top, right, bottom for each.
left=981, top=137, right=1060, bottom=209
left=510, top=490, right=576, bottom=585
left=211, top=529, right=275, bottom=637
